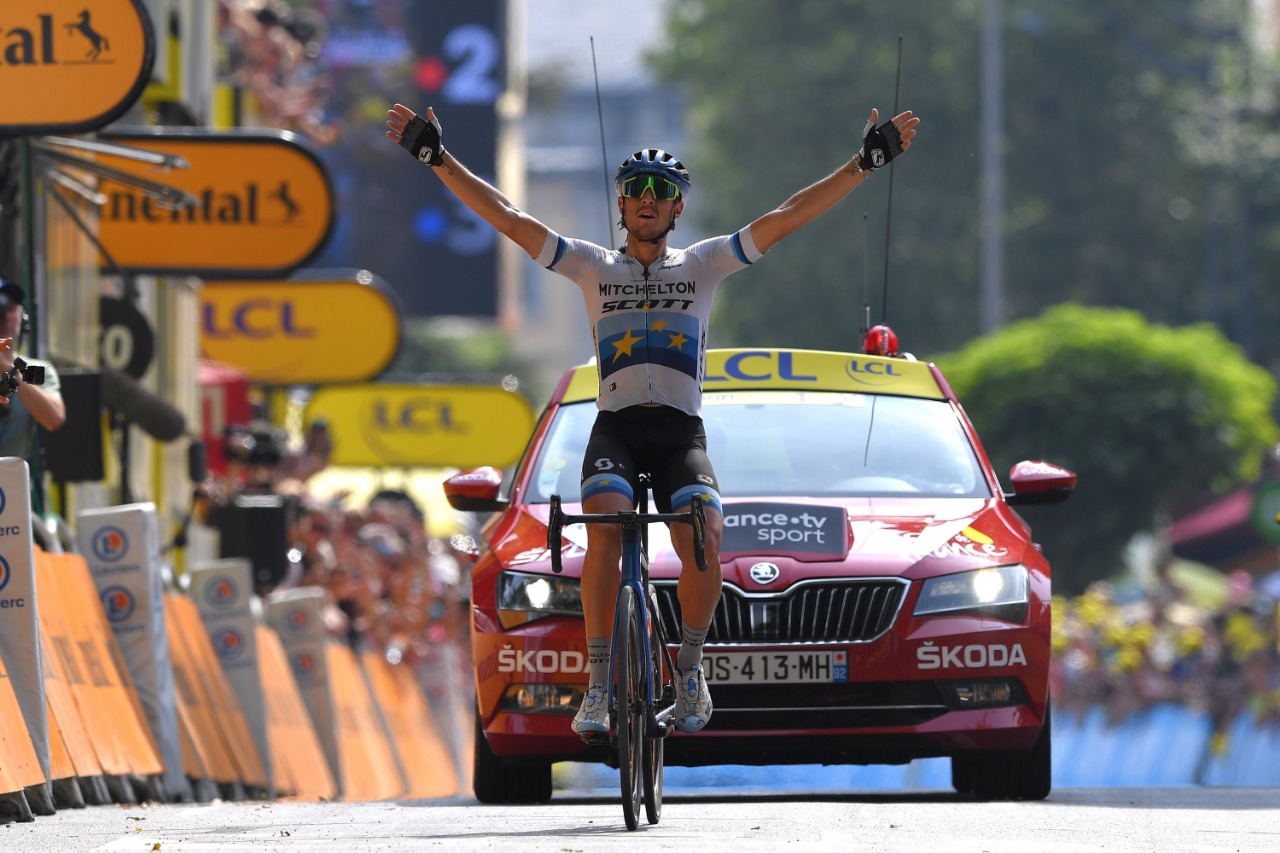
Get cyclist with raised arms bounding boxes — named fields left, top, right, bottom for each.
left=387, top=102, right=919, bottom=736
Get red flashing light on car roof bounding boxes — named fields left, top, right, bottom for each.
left=863, top=324, right=899, bottom=356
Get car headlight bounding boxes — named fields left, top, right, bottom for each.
left=496, top=571, right=582, bottom=628
left=913, top=564, right=1029, bottom=623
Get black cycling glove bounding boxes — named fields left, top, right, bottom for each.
left=398, top=113, right=446, bottom=167
left=858, top=117, right=906, bottom=172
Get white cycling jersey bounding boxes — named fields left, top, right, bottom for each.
left=537, top=227, right=763, bottom=415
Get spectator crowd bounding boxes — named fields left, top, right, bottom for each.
left=1051, top=560, right=1280, bottom=745
left=195, top=417, right=476, bottom=754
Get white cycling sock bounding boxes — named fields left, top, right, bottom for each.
left=586, top=636, right=610, bottom=686
left=677, top=623, right=709, bottom=671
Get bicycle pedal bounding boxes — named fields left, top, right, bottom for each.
left=579, top=731, right=613, bottom=747
left=648, top=710, right=673, bottom=739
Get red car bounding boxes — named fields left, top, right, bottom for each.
left=445, top=345, right=1075, bottom=803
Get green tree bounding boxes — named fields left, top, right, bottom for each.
left=935, top=303, right=1278, bottom=593
left=657, top=0, right=981, bottom=351
left=653, top=1, right=1279, bottom=376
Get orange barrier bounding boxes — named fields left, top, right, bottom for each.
left=34, top=549, right=162, bottom=782
left=43, top=693, right=80, bottom=787
left=164, top=592, right=242, bottom=787
left=326, top=644, right=402, bottom=802
left=36, top=602, right=105, bottom=787
left=167, top=595, right=268, bottom=791
left=255, top=625, right=335, bottom=802
left=361, top=651, right=460, bottom=799
left=0, top=648, right=44, bottom=796
left=50, top=552, right=165, bottom=778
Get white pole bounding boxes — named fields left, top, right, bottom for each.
left=980, top=0, right=1005, bottom=333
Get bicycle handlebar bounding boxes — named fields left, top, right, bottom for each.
left=547, top=494, right=707, bottom=575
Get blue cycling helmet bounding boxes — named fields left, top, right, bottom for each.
left=614, top=148, right=691, bottom=198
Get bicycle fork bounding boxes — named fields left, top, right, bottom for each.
left=608, top=517, right=670, bottom=741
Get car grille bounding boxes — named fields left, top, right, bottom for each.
left=652, top=578, right=907, bottom=644
left=703, top=681, right=950, bottom=730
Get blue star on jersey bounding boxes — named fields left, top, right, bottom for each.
left=598, top=311, right=701, bottom=382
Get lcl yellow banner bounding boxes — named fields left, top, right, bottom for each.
left=97, top=130, right=335, bottom=277
left=0, top=0, right=154, bottom=134
left=200, top=275, right=400, bottom=385
left=305, top=385, right=535, bottom=469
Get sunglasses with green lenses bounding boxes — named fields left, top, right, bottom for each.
left=620, top=174, right=681, bottom=200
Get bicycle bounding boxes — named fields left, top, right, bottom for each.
left=547, top=479, right=707, bottom=830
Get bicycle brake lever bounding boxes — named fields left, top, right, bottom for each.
left=691, top=496, right=708, bottom=572
left=548, top=494, right=564, bottom=574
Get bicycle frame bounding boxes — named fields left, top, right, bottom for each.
left=549, top=484, right=705, bottom=829
left=547, top=490, right=707, bottom=738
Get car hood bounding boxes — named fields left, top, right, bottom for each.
left=500, top=496, right=1032, bottom=589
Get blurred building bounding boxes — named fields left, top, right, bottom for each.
left=511, top=1, right=700, bottom=397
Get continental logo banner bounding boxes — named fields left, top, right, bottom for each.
left=200, top=273, right=401, bottom=385
left=96, top=129, right=335, bottom=277
left=0, top=0, right=154, bottom=135
left=305, top=385, right=535, bottom=469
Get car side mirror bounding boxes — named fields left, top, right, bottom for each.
left=1004, top=460, right=1076, bottom=506
left=443, top=466, right=508, bottom=512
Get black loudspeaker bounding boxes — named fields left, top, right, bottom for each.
left=39, top=368, right=105, bottom=483
left=218, top=495, right=288, bottom=594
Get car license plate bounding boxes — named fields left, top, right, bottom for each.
left=702, top=650, right=848, bottom=684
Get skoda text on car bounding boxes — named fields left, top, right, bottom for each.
left=445, top=344, right=1076, bottom=803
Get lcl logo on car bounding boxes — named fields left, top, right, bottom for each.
left=749, top=562, right=780, bottom=584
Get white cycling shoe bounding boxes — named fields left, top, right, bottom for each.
left=673, top=665, right=713, bottom=733
left=572, top=683, right=609, bottom=735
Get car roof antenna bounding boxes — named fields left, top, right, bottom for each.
left=591, top=37, right=616, bottom=250
left=863, top=34, right=904, bottom=358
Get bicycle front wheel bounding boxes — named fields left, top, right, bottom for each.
left=615, top=584, right=644, bottom=831
left=642, top=586, right=666, bottom=825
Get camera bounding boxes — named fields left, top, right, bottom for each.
left=224, top=422, right=284, bottom=467
left=0, top=356, right=44, bottom=397
left=18, top=358, right=44, bottom=385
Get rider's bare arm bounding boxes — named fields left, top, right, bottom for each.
left=432, top=150, right=549, bottom=259
left=387, top=104, right=549, bottom=259
left=747, top=108, right=918, bottom=255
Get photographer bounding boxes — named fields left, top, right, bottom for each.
left=0, top=278, right=64, bottom=461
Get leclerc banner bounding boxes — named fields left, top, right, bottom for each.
left=0, top=0, right=155, bottom=135
left=200, top=271, right=402, bottom=385
left=95, top=129, right=335, bottom=278
left=0, top=459, right=51, bottom=793
left=76, top=502, right=186, bottom=798
left=304, top=384, right=535, bottom=469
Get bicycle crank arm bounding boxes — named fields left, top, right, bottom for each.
left=651, top=705, right=675, bottom=738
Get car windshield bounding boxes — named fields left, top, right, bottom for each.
left=525, top=391, right=991, bottom=502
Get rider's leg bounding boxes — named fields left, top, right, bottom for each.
left=573, top=428, right=636, bottom=735
left=573, top=493, right=633, bottom=736
left=581, top=492, right=632, bottom=639
left=668, top=511, right=721, bottom=732
left=669, top=506, right=723, bottom=646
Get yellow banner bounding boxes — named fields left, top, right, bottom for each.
left=97, top=130, right=334, bottom=277
left=305, top=385, right=535, bottom=469
left=0, top=1, right=154, bottom=134
left=201, top=277, right=400, bottom=385
left=563, top=348, right=947, bottom=402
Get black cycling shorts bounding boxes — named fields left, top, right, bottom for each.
left=580, top=406, right=722, bottom=514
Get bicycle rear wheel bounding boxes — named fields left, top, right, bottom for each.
left=642, top=586, right=667, bottom=825
left=615, top=585, right=644, bottom=831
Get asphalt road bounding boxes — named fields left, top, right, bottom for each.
left=5, top=788, right=1278, bottom=852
